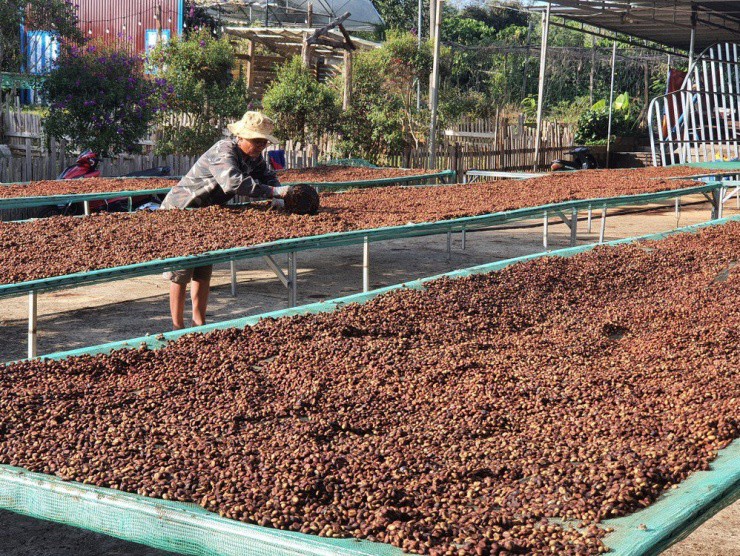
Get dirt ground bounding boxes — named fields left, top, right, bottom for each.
left=0, top=195, right=737, bottom=554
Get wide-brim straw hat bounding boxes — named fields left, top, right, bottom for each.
left=227, top=111, right=279, bottom=144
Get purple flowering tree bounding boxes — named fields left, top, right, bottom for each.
left=42, top=43, right=171, bottom=156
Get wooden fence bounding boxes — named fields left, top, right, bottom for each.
left=389, top=119, right=574, bottom=179
left=1, top=108, right=574, bottom=183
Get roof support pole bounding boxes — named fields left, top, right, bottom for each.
left=416, top=0, right=422, bottom=111
left=606, top=40, right=617, bottom=169
left=533, top=3, right=550, bottom=170
left=688, top=6, right=697, bottom=68
left=428, top=0, right=442, bottom=170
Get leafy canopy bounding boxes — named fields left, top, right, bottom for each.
left=149, top=30, right=249, bottom=156
left=262, top=56, right=340, bottom=144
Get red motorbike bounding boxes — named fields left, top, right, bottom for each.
left=40, top=150, right=171, bottom=217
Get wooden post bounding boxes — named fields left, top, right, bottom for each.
left=301, top=33, right=311, bottom=67
left=451, top=142, right=461, bottom=182
left=306, top=2, right=313, bottom=27
left=246, top=40, right=254, bottom=89
left=343, top=50, right=353, bottom=110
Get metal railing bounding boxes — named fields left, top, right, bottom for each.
left=649, top=43, right=740, bottom=166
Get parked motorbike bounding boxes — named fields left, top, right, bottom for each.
left=550, top=147, right=598, bottom=171
left=39, top=150, right=171, bottom=217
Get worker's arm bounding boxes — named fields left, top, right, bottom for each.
left=249, top=154, right=281, bottom=189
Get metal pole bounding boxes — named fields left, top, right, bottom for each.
left=362, top=237, right=370, bottom=293
left=543, top=211, right=548, bottom=249
left=28, top=291, right=37, bottom=359
left=428, top=0, right=442, bottom=170
left=461, top=226, right=466, bottom=250
left=533, top=4, right=550, bottom=170
left=83, top=200, right=90, bottom=215
left=599, top=206, right=607, bottom=244
left=587, top=204, right=592, bottom=233
left=416, top=0, right=422, bottom=111
left=230, top=261, right=237, bottom=297
left=569, top=207, right=578, bottom=247
left=606, top=40, right=617, bottom=169
left=287, top=252, right=297, bottom=307
left=688, top=7, right=697, bottom=68
left=446, top=230, right=451, bottom=262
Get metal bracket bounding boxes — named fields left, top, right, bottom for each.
left=554, top=207, right=579, bottom=246
left=262, top=255, right=289, bottom=288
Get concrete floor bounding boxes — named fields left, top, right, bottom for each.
left=0, top=196, right=737, bottom=554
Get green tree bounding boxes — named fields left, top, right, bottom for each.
left=339, top=31, right=432, bottom=160
left=42, top=43, right=170, bottom=156
left=372, top=0, right=427, bottom=34
left=1, top=0, right=81, bottom=72
left=149, top=30, right=249, bottom=156
left=262, top=56, right=340, bottom=144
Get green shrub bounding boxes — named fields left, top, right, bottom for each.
left=338, top=31, right=432, bottom=161
left=149, top=30, right=249, bottom=156
left=262, top=56, right=340, bottom=144
left=574, top=93, right=641, bottom=144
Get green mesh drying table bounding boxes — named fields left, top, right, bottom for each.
left=2, top=216, right=738, bottom=556
left=0, top=171, right=456, bottom=212
left=2, top=181, right=731, bottom=360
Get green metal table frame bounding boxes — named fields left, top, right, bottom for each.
left=0, top=171, right=456, bottom=212
left=3, top=181, right=732, bottom=360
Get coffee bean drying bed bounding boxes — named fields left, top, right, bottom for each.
left=0, top=216, right=737, bottom=556
left=1, top=181, right=731, bottom=359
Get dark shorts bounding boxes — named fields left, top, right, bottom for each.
left=163, top=265, right=213, bottom=285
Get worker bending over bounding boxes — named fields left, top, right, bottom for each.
left=160, top=111, right=317, bottom=330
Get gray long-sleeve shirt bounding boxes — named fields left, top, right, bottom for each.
left=161, top=139, right=281, bottom=209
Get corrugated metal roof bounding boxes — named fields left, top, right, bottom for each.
left=75, top=0, right=183, bottom=53
left=537, top=1, right=740, bottom=51
left=194, top=0, right=383, bottom=32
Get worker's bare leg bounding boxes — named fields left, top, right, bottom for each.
left=191, top=277, right=211, bottom=327
left=170, top=282, right=187, bottom=330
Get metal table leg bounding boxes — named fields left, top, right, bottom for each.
left=543, top=211, right=549, bottom=250
left=362, top=237, right=370, bottom=293
left=570, top=207, right=578, bottom=247
left=230, top=261, right=237, bottom=297
left=28, top=291, right=37, bottom=359
left=287, top=252, right=297, bottom=307
left=599, top=205, right=607, bottom=244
